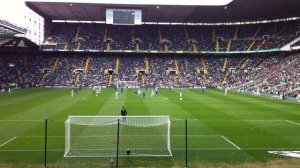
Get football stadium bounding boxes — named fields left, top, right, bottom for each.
left=0, top=0, right=300, bottom=167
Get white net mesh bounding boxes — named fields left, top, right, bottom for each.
left=65, top=116, right=172, bottom=157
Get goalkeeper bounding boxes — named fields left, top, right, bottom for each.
left=121, top=106, right=127, bottom=122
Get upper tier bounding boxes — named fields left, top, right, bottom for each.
left=43, top=20, right=300, bottom=52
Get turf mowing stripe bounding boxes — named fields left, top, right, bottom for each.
left=220, top=136, right=241, bottom=150
left=0, top=136, right=17, bottom=147
left=285, top=120, right=300, bottom=126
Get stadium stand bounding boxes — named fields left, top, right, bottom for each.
left=41, top=21, right=300, bottom=52
left=0, top=1, right=300, bottom=100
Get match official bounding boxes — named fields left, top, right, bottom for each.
left=121, top=106, right=127, bottom=122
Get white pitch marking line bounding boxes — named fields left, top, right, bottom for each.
left=0, top=136, right=17, bottom=147
left=2, top=148, right=300, bottom=152
left=286, top=120, right=300, bottom=126
left=220, top=136, right=241, bottom=150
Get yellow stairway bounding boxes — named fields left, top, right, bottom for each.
left=17, top=69, right=25, bottom=85
left=222, top=58, right=228, bottom=72
left=52, top=56, right=60, bottom=71
left=115, top=58, right=119, bottom=74
left=174, top=60, right=180, bottom=74
left=84, top=57, right=90, bottom=74
left=145, top=57, right=149, bottom=74
left=142, top=75, right=145, bottom=86
left=74, top=74, right=80, bottom=86
left=108, top=75, right=113, bottom=85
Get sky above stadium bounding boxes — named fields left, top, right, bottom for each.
left=0, top=0, right=233, bottom=27
left=0, top=0, right=27, bottom=26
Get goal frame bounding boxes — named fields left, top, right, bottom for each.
left=64, top=115, right=172, bottom=157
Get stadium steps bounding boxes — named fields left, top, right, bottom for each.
left=164, top=43, right=168, bottom=52
left=84, top=57, right=90, bottom=74
left=76, top=42, right=80, bottom=50
left=115, top=58, right=119, bottom=74
left=173, top=76, right=178, bottom=86
left=144, top=57, right=149, bottom=74
left=106, top=42, right=110, bottom=50
left=233, top=27, right=239, bottom=40
left=38, top=73, right=47, bottom=85
left=104, top=26, right=110, bottom=50
left=174, top=60, right=180, bottom=74
left=222, top=58, right=228, bottom=72
left=108, top=75, right=113, bottom=86
left=212, top=28, right=216, bottom=40
left=17, top=69, right=25, bottom=85
left=220, top=71, right=230, bottom=86
left=158, top=28, right=163, bottom=43
left=74, top=74, right=80, bottom=86
left=192, top=43, right=198, bottom=52
left=216, top=39, right=220, bottom=52
left=252, top=26, right=261, bottom=39
left=201, top=58, right=209, bottom=84
left=201, top=59, right=208, bottom=74
left=75, top=26, right=81, bottom=41
left=142, top=75, right=145, bottom=86
left=247, top=27, right=262, bottom=51
left=255, top=58, right=268, bottom=68
left=256, top=39, right=266, bottom=50
left=202, top=74, right=209, bottom=85
left=200, top=58, right=209, bottom=85
left=132, top=28, right=141, bottom=50
left=226, top=40, right=231, bottom=52
left=64, top=43, right=68, bottom=50
left=247, top=40, right=256, bottom=51
left=52, top=56, right=60, bottom=71
left=237, top=59, right=249, bottom=73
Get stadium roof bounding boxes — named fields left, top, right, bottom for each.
left=26, top=0, right=300, bottom=23
left=0, top=20, right=27, bottom=36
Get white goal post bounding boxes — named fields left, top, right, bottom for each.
left=64, top=116, right=172, bottom=157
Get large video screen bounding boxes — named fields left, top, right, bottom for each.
left=106, top=9, right=141, bottom=25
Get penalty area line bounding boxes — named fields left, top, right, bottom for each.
left=0, top=136, right=17, bottom=147
left=220, top=135, right=241, bottom=150
left=285, top=120, right=300, bottom=126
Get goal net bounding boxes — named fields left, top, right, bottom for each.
left=64, top=116, right=172, bottom=157
left=116, top=80, right=138, bottom=88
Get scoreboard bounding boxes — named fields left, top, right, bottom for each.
left=106, top=9, right=142, bottom=25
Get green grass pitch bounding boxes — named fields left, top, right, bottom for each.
left=0, top=88, right=300, bottom=167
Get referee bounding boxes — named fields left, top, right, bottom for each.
left=121, top=106, right=127, bottom=122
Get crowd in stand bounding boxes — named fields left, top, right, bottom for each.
left=1, top=20, right=300, bottom=98
left=42, top=20, right=300, bottom=52
left=1, top=53, right=299, bottom=98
